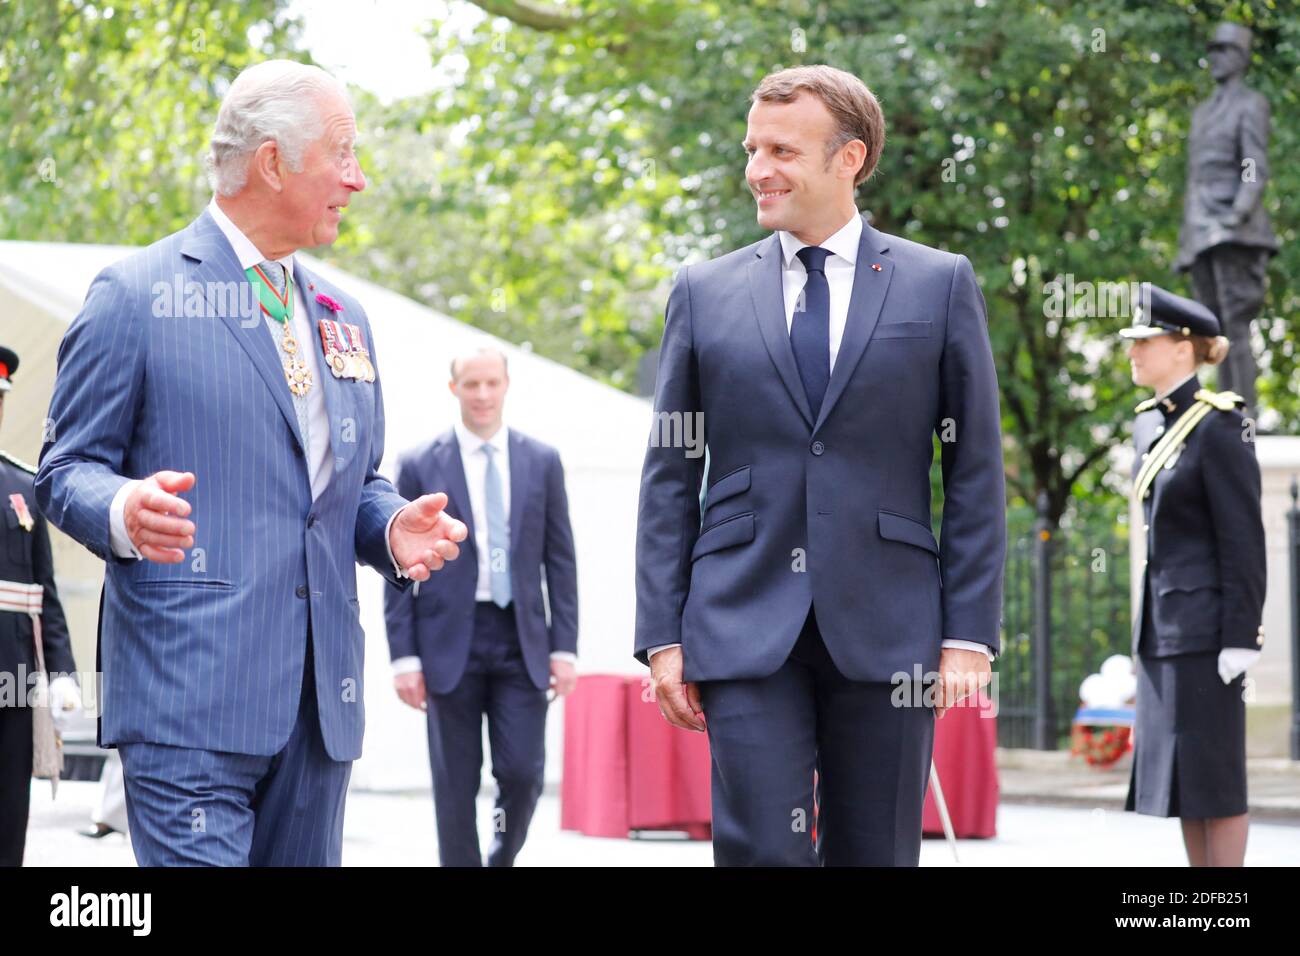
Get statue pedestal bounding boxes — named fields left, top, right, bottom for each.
left=1252, top=435, right=1300, bottom=753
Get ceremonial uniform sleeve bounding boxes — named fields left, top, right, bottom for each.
left=1201, top=412, right=1267, bottom=650
left=1232, top=95, right=1270, bottom=220
left=31, top=506, right=77, bottom=677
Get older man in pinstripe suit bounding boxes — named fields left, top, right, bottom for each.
left=35, top=61, right=466, bottom=866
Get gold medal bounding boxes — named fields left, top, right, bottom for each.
left=280, top=324, right=314, bottom=397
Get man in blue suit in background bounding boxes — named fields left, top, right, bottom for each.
left=636, top=65, right=1006, bottom=865
left=384, top=347, right=578, bottom=866
left=35, top=60, right=467, bottom=866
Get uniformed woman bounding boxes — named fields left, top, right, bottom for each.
left=1119, top=283, right=1266, bottom=867
left=0, top=345, right=79, bottom=866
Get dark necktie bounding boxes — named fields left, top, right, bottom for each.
left=792, top=245, right=831, bottom=418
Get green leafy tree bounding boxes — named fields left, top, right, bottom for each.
left=417, top=0, right=1297, bottom=528
left=0, top=0, right=306, bottom=242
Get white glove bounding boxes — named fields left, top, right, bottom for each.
left=1217, top=648, right=1260, bottom=685
left=48, top=675, right=82, bottom=732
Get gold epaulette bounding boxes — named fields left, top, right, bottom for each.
left=0, top=450, right=36, bottom=474
left=1134, top=397, right=1159, bottom=413
left=1195, top=388, right=1245, bottom=412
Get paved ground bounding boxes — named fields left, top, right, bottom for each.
left=22, top=778, right=1300, bottom=866
left=997, top=748, right=1300, bottom=821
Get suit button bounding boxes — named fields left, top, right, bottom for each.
left=295, top=585, right=308, bottom=599
left=307, top=513, right=317, bottom=528
left=1257, top=635, right=1265, bottom=646
left=811, top=441, right=825, bottom=456
left=1143, top=524, right=1149, bottom=532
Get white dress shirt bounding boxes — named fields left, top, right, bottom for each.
left=1141, top=370, right=1259, bottom=683
left=391, top=421, right=574, bottom=676
left=649, top=211, right=994, bottom=664
left=110, top=198, right=402, bottom=567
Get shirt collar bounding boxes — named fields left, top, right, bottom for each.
left=208, top=197, right=295, bottom=279
left=454, top=420, right=509, bottom=455
left=778, top=211, right=863, bottom=269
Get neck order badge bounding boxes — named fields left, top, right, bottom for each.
left=246, top=264, right=313, bottom=398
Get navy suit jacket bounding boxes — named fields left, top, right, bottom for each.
left=383, top=428, right=577, bottom=694
left=635, top=216, right=1006, bottom=683
left=35, top=210, right=409, bottom=761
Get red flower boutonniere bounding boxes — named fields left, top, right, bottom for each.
left=315, top=292, right=343, bottom=313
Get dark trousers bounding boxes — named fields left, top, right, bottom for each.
left=119, top=635, right=352, bottom=866
left=699, top=608, right=936, bottom=866
left=1189, top=244, right=1269, bottom=412
left=426, top=602, right=548, bottom=867
left=0, top=701, right=34, bottom=866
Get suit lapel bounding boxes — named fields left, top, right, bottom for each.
left=181, top=211, right=306, bottom=454
left=750, top=234, right=815, bottom=428
left=507, top=430, right=531, bottom=542
left=436, top=433, right=476, bottom=547
left=814, top=217, right=893, bottom=432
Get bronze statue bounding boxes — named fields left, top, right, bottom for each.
left=1175, top=22, right=1279, bottom=415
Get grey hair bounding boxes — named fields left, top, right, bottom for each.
left=206, top=60, right=348, bottom=197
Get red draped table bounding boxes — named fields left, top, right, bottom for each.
left=561, top=675, right=998, bottom=841
left=561, top=674, right=711, bottom=839
left=922, top=690, right=999, bottom=838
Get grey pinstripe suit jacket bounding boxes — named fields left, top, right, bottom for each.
left=35, top=210, right=409, bottom=761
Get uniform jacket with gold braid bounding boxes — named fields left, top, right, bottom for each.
left=1131, top=375, right=1266, bottom=657
left=0, top=451, right=75, bottom=680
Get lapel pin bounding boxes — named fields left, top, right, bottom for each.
left=871, top=263, right=882, bottom=272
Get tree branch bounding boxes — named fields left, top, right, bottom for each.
left=470, top=0, right=586, bottom=30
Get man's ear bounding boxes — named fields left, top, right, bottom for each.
left=251, top=140, right=285, bottom=192
left=839, top=139, right=867, bottom=182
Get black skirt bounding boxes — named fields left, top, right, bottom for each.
left=1124, top=650, right=1248, bottom=818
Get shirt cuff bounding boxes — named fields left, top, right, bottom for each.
left=386, top=506, right=407, bottom=579
left=549, top=651, right=577, bottom=664
left=109, top=480, right=143, bottom=560
left=942, top=639, right=995, bottom=662
left=391, top=655, right=423, bottom=676
left=647, top=643, right=680, bottom=660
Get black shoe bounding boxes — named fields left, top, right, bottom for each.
left=78, top=823, right=117, bottom=839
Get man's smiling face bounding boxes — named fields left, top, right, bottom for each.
left=278, top=91, right=367, bottom=250
left=744, top=92, right=858, bottom=243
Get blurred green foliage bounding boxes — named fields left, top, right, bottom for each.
left=3, top=0, right=1296, bottom=528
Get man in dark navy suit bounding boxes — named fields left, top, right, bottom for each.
left=384, top=347, right=578, bottom=866
left=635, top=66, right=1006, bottom=866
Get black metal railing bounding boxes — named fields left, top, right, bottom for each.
left=996, top=496, right=1133, bottom=750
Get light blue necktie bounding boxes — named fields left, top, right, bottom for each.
left=482, top=443, right=512, bottom=608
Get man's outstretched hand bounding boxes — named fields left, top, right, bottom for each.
left=125, top=470, right=196, bottom=563
left=389, top=492, right=468, bottom=581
